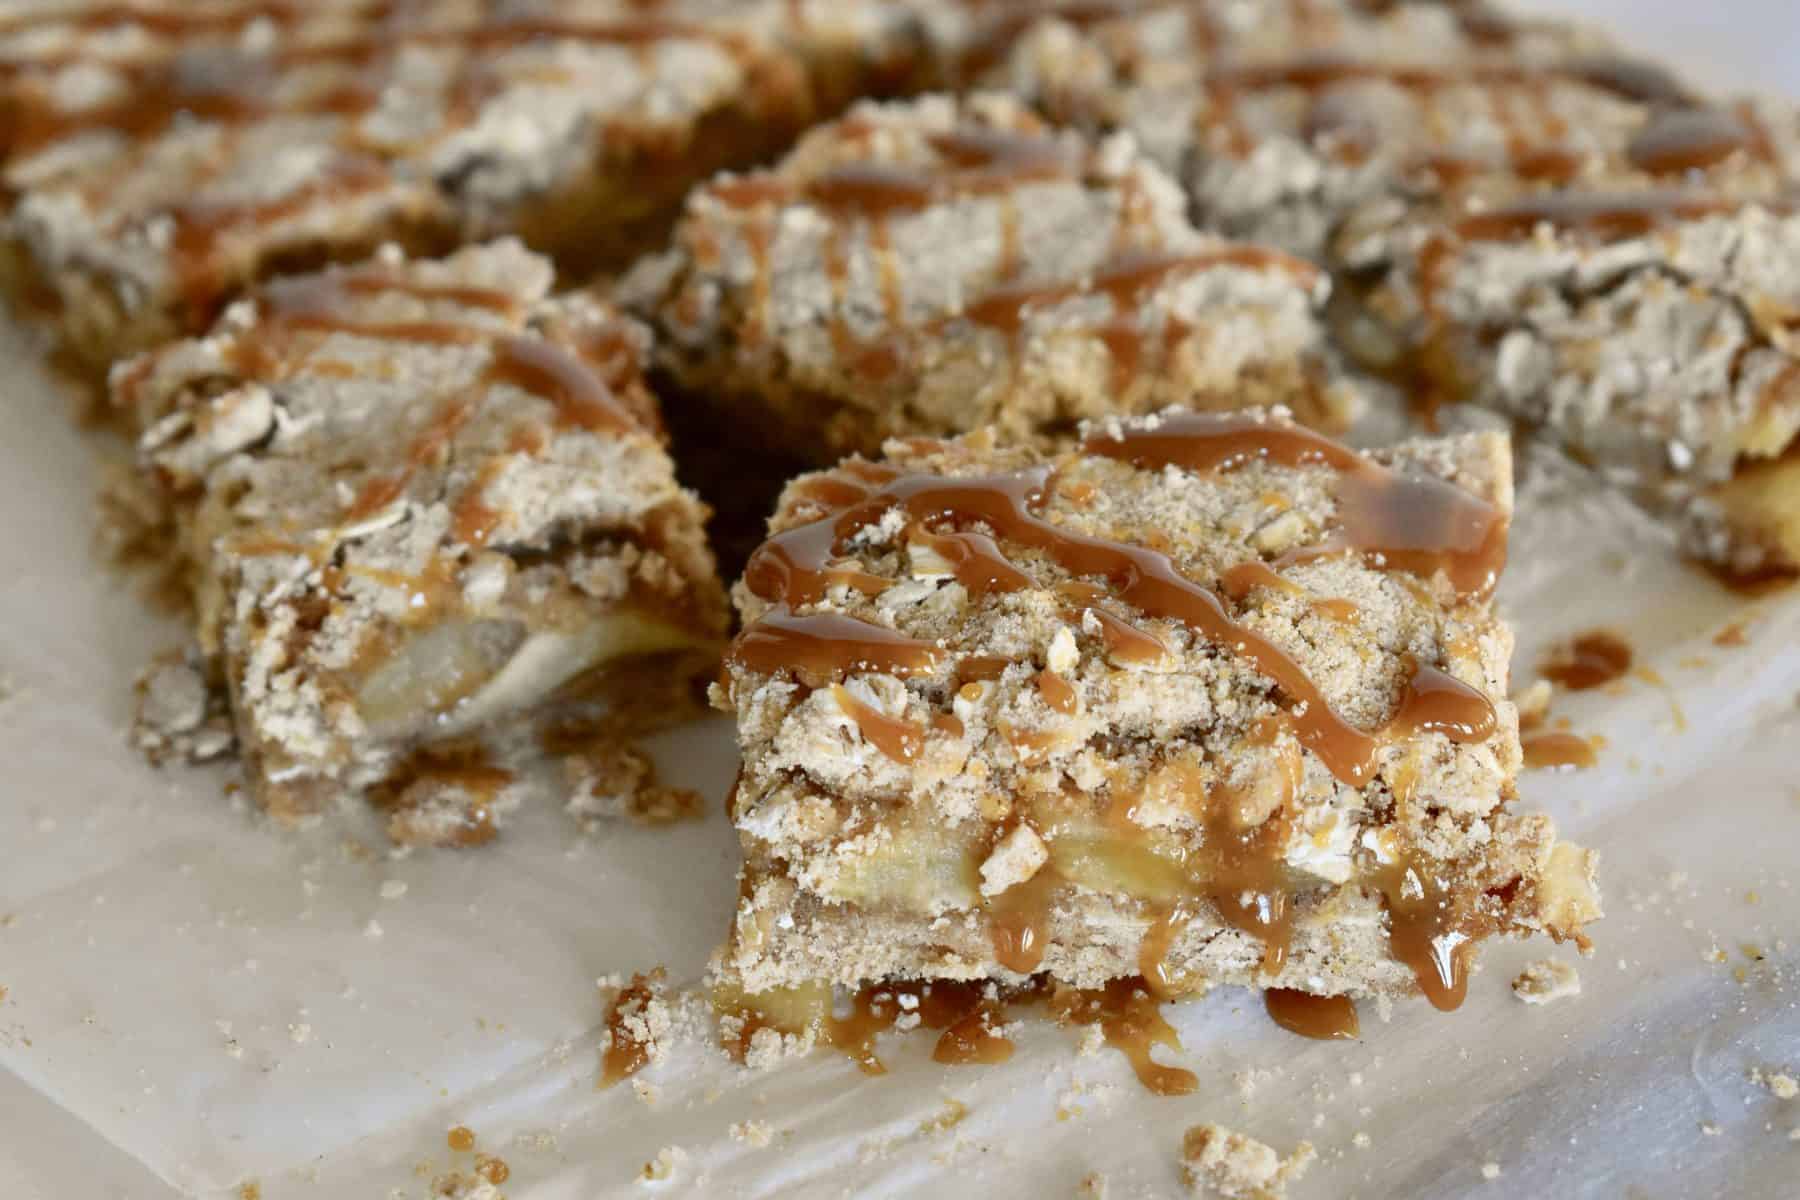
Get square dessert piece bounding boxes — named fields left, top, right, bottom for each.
left=716, top=407, right=1599, bottom=1008
left=621, top=92, right=1352, bottom=467
left=1000, top=0, right=1620, bottom=257
left=1002, top=2, right=1800, bottom=574
left=1336, top=186, right=1800, bottom=577
left=0, top=0, right=925, bottom=388
left=117, top=239, right=729, bottom=834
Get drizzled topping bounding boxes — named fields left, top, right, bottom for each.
left=727, top=411, right=1523, bottom=1006
left=2, top=3, right=791, bottom=323
left=686, top=106, right=1322, bottom=408
left=730, top=410, right=1504, bottom=790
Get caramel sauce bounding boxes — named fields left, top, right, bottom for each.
left=1089, top=606, right=1169, bottom=665
left=1264, top=988, right=1360, bottom=1040
left=729, top=611, right=943, bottom=684
left=1203, top=51, right=1693, bottom=124
left=1084, top=411, right=1508, bottom=598
left=1538, top=630, right=1632, bottom=690
left=1036, top=669, right=1078, bottom=714
left=821, top=979, right=1021, bottom=1073
left=1453, top=190, right=1749, bottom=244
left=487, top=334, right=640, bottom=433
left=1627, top=108, right=1753, bottom=176
left=1369, top=854, right=1491, bottom=1011
left=956, top=655, right=1014, bottom=683
left=1049, top=978, right=1197, bottom=1096
left=1389, top=657, right=1499, bottom=742
left=918, top=530, right=1037, bottom=597
left=1521, top=731, right=1597, bottom=770
left=1138, top=903, right=1198, bottom=998
left=831, top=684, right=925, bottom=763
left=735, top=412, right=1501, bottom=790
left=989, top=867, right=1057, bottom=974
left=600, top=972, right=662, bottom=1086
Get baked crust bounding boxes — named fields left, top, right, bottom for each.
left=621, top=91, right=1354, bottom=466
left=715, top=407, right=1599, bottom=1004
left=116, top=239, right=729, bottom=826
left=996, top=0, right=1800, bottom=573
left=0, top=0, right=938, bottom=385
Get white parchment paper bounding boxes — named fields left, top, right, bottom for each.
left=2, top=7, right=1799, bottom=1197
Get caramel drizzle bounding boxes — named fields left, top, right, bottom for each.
left=1538, top=630, right=1632, bottom=691
left=703, top=121, right=1318, bottom=398
left=4, top=11, right=756, bottom=155
left=734, top=412, right=1503, bottom=788
left=1049, top=978, right=1198, bottom=1096
left=824, top=980, right=1019, bottom=1074
left=1521, top=731, right=1597, bottom=771
left=1263, top=988, right=1359, bottom=1040
left=177, top=264, right=642, bottom=562
left=831, top=684, right=925, bottom=763
left=732, top=414, right=1513, bottom=1007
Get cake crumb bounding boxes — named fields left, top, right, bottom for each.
left=1480, top=1162, right=1502, bottom=1181
left=919, top=1098, right=969, bottom=1135
left=1351, top=1132, right=1371, bottom=1149
left=640, top=1145, right=687, bottom=1184
left=1181, top=1124, right=1314, bottom=1199
left=730, top=1119, right=773, bottom=1148
left=288, top=1022, right=312, bottom=1044
left=1511, top=959, right=1581, bottom=1004
left=1078, top=1171, right=1107, bottom=1197
left=1751, top=1069, right=1799, bottom=1100
left=130, top=650, right=235, bottom=765
left=379, top=880, right=409, bottom=900
left=1700, top=1122, right=1722, bottom=1137
left=512, top=1129, right=557, bottom=1154
left=561, top=739, right=703, bottom=830
left=364, top=919, right=384, bottom=939
left=430, top=1171, right=502, bottom=1199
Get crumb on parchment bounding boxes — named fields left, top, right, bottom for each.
left=1181, top=1124, right=1315, bottom=1199
left=1512, top=959, right=1581, bottom=1005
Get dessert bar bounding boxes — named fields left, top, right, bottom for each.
left=715, top=407, right=1599, bottom=1005
left=0, top=0, right=929, bottom=388
left=622, top=92, right=1353, bottom=467
left=117, top=239, right=728, bottom=836
left=1003, top=0, right=1800, bottom=574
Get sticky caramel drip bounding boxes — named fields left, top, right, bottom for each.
left=1263, top=988, right=1359, bottom=1040
left=1521, top=731, right=1597, bottom=770
left=1370, top=854, right=1493, bottom=1011
left=1538, top=630, right=1632, bottom=690
left=1389, top=657, right=1499, bottom=742
left=1049, top=978, right=1198, bottom=1096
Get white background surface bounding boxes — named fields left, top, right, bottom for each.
left=4, top=4, right=1800, bottom=1197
